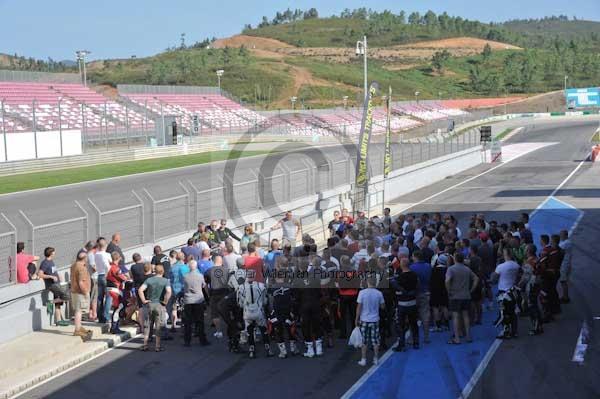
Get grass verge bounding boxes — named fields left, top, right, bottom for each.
left=0, top=150, right=270, bottom=195
left=495, top=128, right=514, bottom=141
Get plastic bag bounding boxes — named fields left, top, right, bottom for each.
left=348, top=326, right=363, bottom=348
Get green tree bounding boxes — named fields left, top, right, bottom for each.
left=431, top=49, right=451, bottom=73
left=482, top=43, right=492, bottom=60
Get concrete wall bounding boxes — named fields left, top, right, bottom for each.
left=0, top=130, right=82, bottom=162
left=0, top=144, right=483, bottom=344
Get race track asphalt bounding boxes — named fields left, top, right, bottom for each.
left=14, top=118, right=600, bottom=399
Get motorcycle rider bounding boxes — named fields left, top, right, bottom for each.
left=268, top=256, right=299, bottom=358
left=237, top=267, right=273, bottom=358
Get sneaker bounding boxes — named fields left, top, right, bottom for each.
left=357, top=358, right=367, bottom=367
left=373, top=357, right=379, bottom=366
left=57, top=320, right=70, bottom=327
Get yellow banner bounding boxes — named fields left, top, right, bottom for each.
left=355, top=83, right=378, bottom=187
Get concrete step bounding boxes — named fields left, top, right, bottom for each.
left=0, top=321, right=137, bottom=399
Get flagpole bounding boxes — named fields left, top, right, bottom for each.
left=382, top=86, right=392, bottom=215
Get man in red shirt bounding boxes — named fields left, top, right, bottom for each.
left=105, top=252, right=128, bottom=333
left=16, top=242, right=39, bottom=284
left=243, top=242, right=264, bottom=283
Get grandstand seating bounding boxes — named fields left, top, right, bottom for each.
left=0, top=82, right=151, bottom=133
left=392, top=102, right=469, bottom=121
left=122, top=93, right=265, bottom=132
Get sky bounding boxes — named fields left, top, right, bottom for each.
left=0, top=0, right=599, bottom=61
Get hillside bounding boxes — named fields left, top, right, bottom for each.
left=2, top=9, right=599, bottom=109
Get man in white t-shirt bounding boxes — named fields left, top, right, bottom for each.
left=94, top=239, right=112, bottom=324
left=355, top=277, right=385, bottom=366
left=494, top=249, right=520, bottom=292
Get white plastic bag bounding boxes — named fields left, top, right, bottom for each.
left=348, top=326, right=363, bottom=348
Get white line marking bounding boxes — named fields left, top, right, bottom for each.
left=344, top=142, right=590, bottom=399
left=10, top=333, right=141, bottom=399
left=395, top=143, right=556, bottom=214
left=340, top=348, right=395, bottom=399
left=0, top=143, right=336, bottom=199
left=460, top=339, right=502, bottom=399
left=572, top=323, right=589, bottom=365
left=549, top=157, right=587, bottom=198
left=500, top=127, right=523, bottom=142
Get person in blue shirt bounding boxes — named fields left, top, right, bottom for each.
left=168, top=252, right=190, bottom=332
left=198, top=248, right=214, bottom=275
left=410, top=250, right=432, bottom=344
left=181, top=238, right=201, bottom=262
left=263, top=239, right=282, bottom=276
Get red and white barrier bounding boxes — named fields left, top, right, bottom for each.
left=591, top=145, right=600, bottom=162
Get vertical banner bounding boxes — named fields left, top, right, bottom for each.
left=355, top=82, right=379, bottom=187
left=384, top=86, right=392, bottom=178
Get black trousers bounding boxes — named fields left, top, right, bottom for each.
left=339, top=295, right=357, bottom=338
left=395, top=305, right=418, bottom=348
left=301, top=303, right=322, bottom=341
left=272, top=312, right=297, bottom=343
left=183, top=303, right=206, bottom=344
left=218, top=295, right=242, bottom=342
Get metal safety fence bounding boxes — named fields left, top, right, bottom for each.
left=0, top=213, right=17, bottom=286
left=18, top=202, right=88, bottom=270
left=0, top=126, right=483, bottom=287
left=88, top=192, right=145, bottom=250
left=143, top=185, right=191, bottom=242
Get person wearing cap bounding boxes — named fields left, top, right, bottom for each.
left=430, top=254, right=450, bottom=332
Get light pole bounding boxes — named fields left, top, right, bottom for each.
left=75, top=50, right=91, bottom=86
left=355, top=36, right=368, bottom=102
left=1, top=99, right=7, bottom=162
left=415, top=91, right=420, bottom=104
left=216, top=69, right=224, bottom=92
left=290, top=96, right=297, bottom=111
left=343, top=95, right=348, bottom=110
left=564, top=75, right=568, bottom=92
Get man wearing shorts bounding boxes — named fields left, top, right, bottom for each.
left=559, top=230, right=572, bottom=304
left=139, top=264, right=172, bottom=352
left=38, top=247, right=70, bottom=326
left=70, top=252, right=92, bottom=340
left=355, top=276, right=385, bottom=366
left=445, top=253, right=479, bottom=344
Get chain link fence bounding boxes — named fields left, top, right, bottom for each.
left=18, top=202, right=88, bottom=270
left=1, top=125, right=483, bottom=286
left=0, top=213, right=17, bottom=286
left=88, top=192, right=145, bottom=250
left=143, top=186, right=191, bottom=242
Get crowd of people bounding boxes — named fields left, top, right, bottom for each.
left=14, top=207, right=573, bottom=365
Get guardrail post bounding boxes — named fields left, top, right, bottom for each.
left=142, top=189, right=155, bottom=243
left=18, top=210, right=35, bottom=256
left=32, top=99, right=38, bottom=159
left=132, top=190, right=145, bottom=244
left=1, top=213, right=18, bottom=284
left=75, top=200, right=89, bottom=242
left=178, top=181, right=191, bottom=231
left=88, top=198, right=102, bottom=239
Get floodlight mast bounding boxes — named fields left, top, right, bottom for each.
left=75, top=50, right=91, bottom=86
left=216, top=70, right=225, bottom=92
left=355, top=36, right=367, bottom=102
